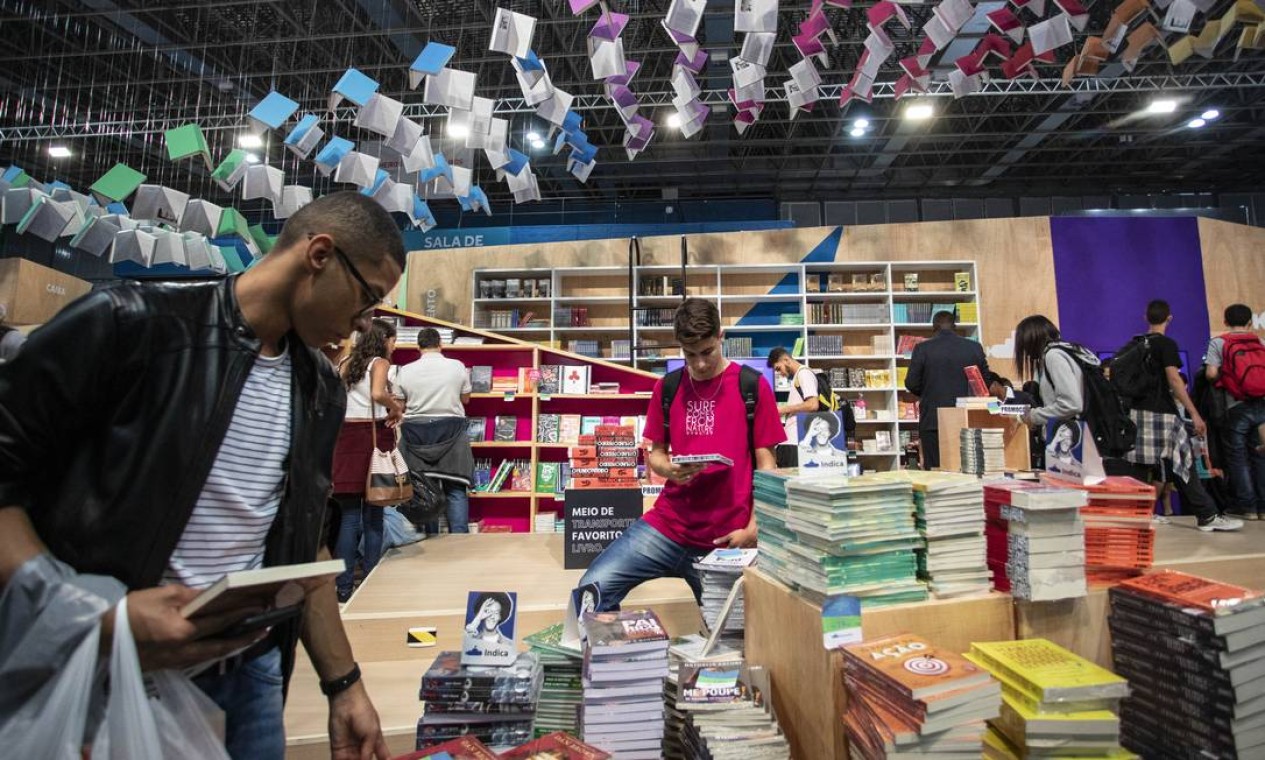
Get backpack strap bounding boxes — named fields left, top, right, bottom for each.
left=739, top=365, right=760, bottom=469
left=660, top=368, right=684, bottom=447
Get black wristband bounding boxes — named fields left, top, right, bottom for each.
left=319, top=663, right=361, bottom=698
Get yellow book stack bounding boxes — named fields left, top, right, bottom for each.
left=967, top=639, right=1134, bottom=759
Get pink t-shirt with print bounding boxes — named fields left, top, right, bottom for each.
left=642, top=363, right=784, bottom=549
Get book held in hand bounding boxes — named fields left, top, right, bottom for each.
left=180, top=558, right=344, bottom=630
left=671, top=453, right=735, bottom=467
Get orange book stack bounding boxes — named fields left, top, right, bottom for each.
left=1042, top=475, right=1156, bottom=585
left=567, top=425, right=640, bottom=489
left=841, top=632, right=1002, bottom=758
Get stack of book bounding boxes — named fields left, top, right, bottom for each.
left=890, top=470, right=991, bottom=599
left=965, top=639, right=1130, bottom=759
left=1042, top=475, right=1156, bottom=586
left=960, top=428, right=1005, bottom=477
left=692, top=548, right=759, bottom=651
left=806, top=334, right=845, bottom=355
left=722, top=336, right=753, bottom=358
left=636, top=307, right=677, bottom=327
left=581, top=609, right=671, bottom=758
left=751, top=470, right=798, bottom=588
left=491, top=374, right=518, bottom=394
left=677, top=661, right=791, bottom=759
left=842, top=632, right=1001, bottom=758
left=1109, top=570, right=1265, bottom=757
left=665, top=635, right=744, bottom=759
left=553, top=306, right=591, bottom=327
left=568, top=425, right=639, bottom=489
left=498, top=731, right=612, bottom=759
left=777, top=474, right=926, bottom=607
left=610, top=340, right=631, bottom=359
left=568, top=340, right=601, bottom=358
left=415, top=651, right=542, bottom=752
left=983, top=481, right=1087, bottom=601
left=523, top=624, right=585, bottom=740
left=533, top=510, right=561, bottom=533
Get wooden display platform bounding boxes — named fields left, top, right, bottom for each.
left=1017, top=516, right=1265, bottom=668
left=744, top=568, right=1015, bottom=760
left=282, top=534, right=702, bottom=758
left=936, top=406, right=1030, bottom=473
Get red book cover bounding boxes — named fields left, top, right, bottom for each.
left=1117, top=570, right=1263, bottom=614
left=497, top=732, right=612, bottom=760
left=964, top=365, right=989, bottom=397
left=395, top=736, right=499, bottom=760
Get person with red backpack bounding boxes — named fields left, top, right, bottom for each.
left=1205, top=303, right=1265, bottom=520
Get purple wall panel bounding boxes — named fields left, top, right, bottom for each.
left=1050, top=217, right=1211, bottom=366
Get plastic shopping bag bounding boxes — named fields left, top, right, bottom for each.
left=0, top=623, right=101, bottom=760
left=91, top=596, right=230, bottom=760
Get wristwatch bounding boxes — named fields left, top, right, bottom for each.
left=319, top=663, right=362, bottom=698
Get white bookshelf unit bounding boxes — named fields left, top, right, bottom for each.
left=471, top=261, right=981, bottom=470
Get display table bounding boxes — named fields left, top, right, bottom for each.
left=744, top=568, right=1015, bottom=760
left=283, top=534, right=702, bottom=758
left=937, top=406, right=1030, bottom=472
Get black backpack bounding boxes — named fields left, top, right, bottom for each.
left=662, top=366, right=762, bottom=467
left=1045, top=343, right=1137, bottom=458
left=796, top=369, right=856, bottom=434
left=1108, top=334, right=1161, bottom=406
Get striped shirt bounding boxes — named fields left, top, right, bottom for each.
left=164, top=349, right=293, bottom=589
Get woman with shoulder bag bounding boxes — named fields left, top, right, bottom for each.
left=332, top=318, right=403, bottom=603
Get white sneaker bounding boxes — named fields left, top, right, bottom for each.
left=1154, top=515, right=1171, bottom=525
left=1198, top=515, right=1245, bottom=532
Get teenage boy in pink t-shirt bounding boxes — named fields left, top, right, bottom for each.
left=578, top=298, right=783, bottom=611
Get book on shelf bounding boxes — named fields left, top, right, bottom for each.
left=180, top=558, right=345, bottom=622
left=469, top=365, right=493, bottom=393
left=870, top=272, right=886, bottom=290
left=559, top=415, right=582, bottom=444
left=505, top=278, right=521, bottom=298
left=537, top=413, right=561, bottom=443
left=954, top=271, right=972, bottom=291
left=517, top=367, right=539, bottom=394
left=851, top=273, right=869, bottom=289
left=490, top=373, right=518, bottom=393
left=510, top=460, right=532, bottom=491
left=494, top=416, right=518, bottom=441
left=561, top=365, right=590, bottom=395
left=536, top=462, right=561, bottom=493
left=466, top=416, right=487, bottom=442
left=579, top=416, right=602, bottom=436
left=827, top=273, right=845, bottom=292
left=538, top=365, right=561, bottom=394
left=806, top=273, right=822, bottom=293
left=486, top=460, right=515, bottom=492
left=591, top=381, right=622, bottom=394
left=535, top=277, right=551, bottom=298
left=453, top=336, right=485, bottom=345
left=904, top=272, right=919, bottom=291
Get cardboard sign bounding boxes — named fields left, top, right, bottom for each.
left=564, top=488, right=643, bottom=570
left=1043, top=418, right=1106, bottom=485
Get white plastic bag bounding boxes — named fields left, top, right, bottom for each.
left=0, top=623, right=100, bottom=759
left=91, top=596, right=231, bottom=760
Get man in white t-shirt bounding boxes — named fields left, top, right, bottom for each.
left=767, top=346, right=819, bottom=443
left=396, top=328, right=473, bottom=534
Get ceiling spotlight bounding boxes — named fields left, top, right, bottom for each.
left=1146, top=99, right=1177, bottom=114
left=245, top=153, right=261, bottom=164
left=904, top=103, right=934, bottom=121
left=1201, top=109, right=1220, bottom=120
left=527, top=131, right=541, bottom=141
left=1187, top=118, right=1207, bottom=129
left=529, top=138, right=546, bottom=150
left=850, top=127, right=866, bottom=137
left=237, top=133, right=264, bottom=149
left=667, top=113, right=682, bottom=129
left=48, top=145, right=72, bottom=158
left=854, top=119, right=870, bottom=129
left=447, top=123, right=469, bottom=139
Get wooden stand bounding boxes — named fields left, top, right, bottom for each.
left=936, top=406, right=1030, bottom=472
left=743, top=568, right=1014, bottom=760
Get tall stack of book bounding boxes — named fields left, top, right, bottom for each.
left=522, top=624, right=585, bottom=739
left=581, top=609, right=671, bottom=758
left=415, top=651, right=542, bottom=752
left=751, top=470, right=798, bottom=588
left=692, top=548, right=758, bottom=651
left=778, top=474, right=926, bottom=607
left=983, top=481, right=1087, bottom=601
left=1109, top=570, right=1265, bottom=758
left=842, top=632, right=1001, bottom=758
left=890, top=470, right=991, bottom=599
left=1042, top=475, right=1156, bottom=586
left=568, top=425, right=639, bottom=489
left=965, top=639, right=1130, bottom=759
left=665, top=635, right=744, bottom=759
left=960, top=428, right=1005, bottom=477
left=677, top=661, right=791, bottom=759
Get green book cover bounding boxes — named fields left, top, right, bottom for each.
left=535, top=462, right=559, bottom=493
left=792, top=336, right=805, bottom=356
left=248, top=224, right=275, bottom=254
left=164, top=123, right=211, bottom=165
left=90, top=163, right=146, bottom=202
left=216, top=208, right=250, bottom=239
left=219, top=246, right=248, bottom=273
left=211, top=149, right=249, bottom=191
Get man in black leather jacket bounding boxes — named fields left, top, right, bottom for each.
left=0, top=192, right=404, bottom=759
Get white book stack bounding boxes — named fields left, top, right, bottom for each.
left=677, top=661, right=791, bottom=759
left=692, top=548, right=758, bottom=651
left=891, top=470, right=993, bottom=600
left=581, top=609, right=671, bottom=759
left=960, top=428, right=1006, bottom=477
left=984, top=481, right=1088, bottom=602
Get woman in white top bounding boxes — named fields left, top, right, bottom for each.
left=332, top=318, right=404, bottom=602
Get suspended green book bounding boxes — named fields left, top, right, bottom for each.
left=211, top=150, right=250, bottom=192
left=219, top=245, right=248, bottom=273
left=216, top=207, right=250, bottom=239
left=248, top=224, right=275, bottom=255
left=164, top=123, right=212, bottom=168
left=89, top=163, right=146, bottom=203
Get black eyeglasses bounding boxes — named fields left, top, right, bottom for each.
left=312, top=234, right=383, bottom=317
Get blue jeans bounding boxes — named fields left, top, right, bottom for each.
left=1225, top=400, right=1265, bottom=515
left=193, top=647, right=284, bottom=760
left=336, top=498, right=384, bottom=595
left=425, top=481, right=470, bottom=535
left=579, top=518, right=705, bottom=611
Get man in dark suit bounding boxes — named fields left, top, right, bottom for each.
left=904, top=310, right=990, bottom=469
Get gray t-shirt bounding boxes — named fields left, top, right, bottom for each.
left=397, top=352, right=471, bottom=419
left=1204, top=332, right=1261, bottom=409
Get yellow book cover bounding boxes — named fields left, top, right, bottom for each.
left=964, top=652, right=1121, bottom=715
left=968, top=640, right=1129, bottom=703
left=954, top=272, right=971, bottom=291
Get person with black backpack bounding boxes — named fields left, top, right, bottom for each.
left=578, top=298, right=784, bottom=612
left=1111, top=300, right=1240, bottom=532
left=1205, top=303, right=1265, bottom=520
left=767, top=347, right=855, bottom=467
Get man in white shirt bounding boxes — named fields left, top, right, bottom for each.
left=767, top=347, right=819, bottom=444
left=395, top=328, right=474, bottom=533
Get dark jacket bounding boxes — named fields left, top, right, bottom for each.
left=400, top=417, right=475, bottom=485
left=0, top=275, right=345, bottom=689
left=904, top=329, right=990, bottom=430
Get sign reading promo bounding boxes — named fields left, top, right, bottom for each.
left=563, top=488, right=643, bottom=570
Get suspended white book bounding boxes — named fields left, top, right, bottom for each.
left=182, top=232, right=215, bottom=271
left=334, top=152, right=380, bottom=188
left=242, top=165, right=284, bottom=204
left=2, top=188, right=45, bottom=226
left=489, top=7, right=537, bottom=58
left=354, top=93, right=405, bottom=138
left=588, top=36, right=627, bottom=80
left=536, top=89, right=575, bottom=126
left=402, top=135, right=437, bottom=174
left=16, top=196, right=76, bottom=242
left=468, top=117, right=508, bottom=152
left=734, top=0, right=779, bottom=33
left=274, top=185, right=313, bottom=219
left=150, top=230, right=187, bottom=266
left=741, top=31, right=777, bottom=66
left=111, top=228, right=158, bottom=266
left=665, top=0, right=707, bottom=37
left=70, top=213, right=122, bottom=257
left=180, top=199, right=223, bottom=237
left=424, top=67, right=477, bottom=111
left=386, top=118, right=423, bottom=156
left=132, top=184, right=191, bottom=226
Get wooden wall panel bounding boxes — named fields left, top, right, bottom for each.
left=1198, top=217, right=1265, bottom=336
left=0, top=258, right=93, bottom=325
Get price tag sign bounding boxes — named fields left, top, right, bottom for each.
left=503, top=392, right=515, bottom=402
